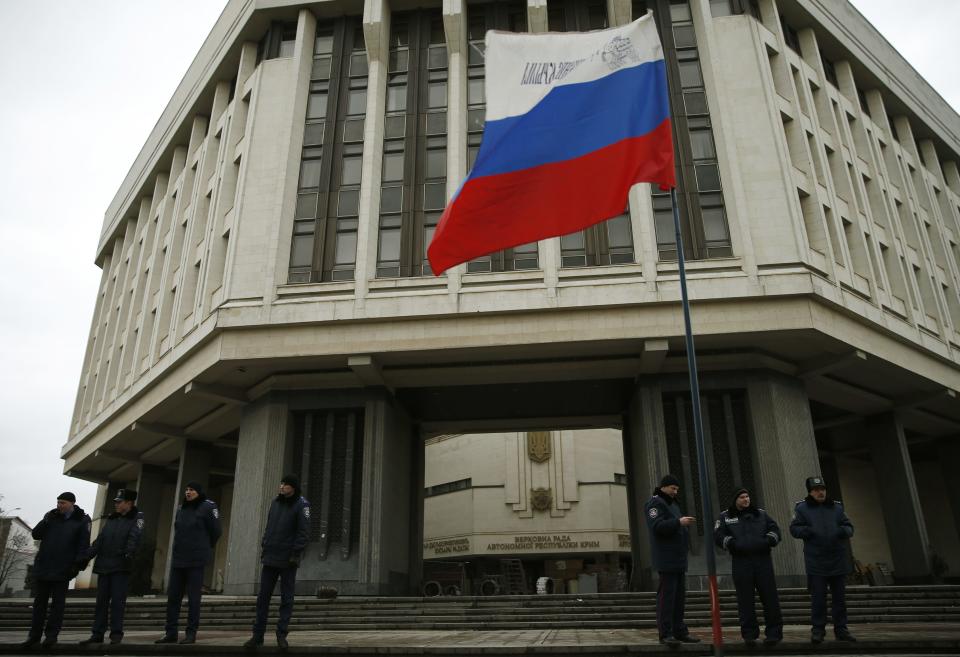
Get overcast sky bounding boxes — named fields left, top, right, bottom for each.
left=0, top=1, right=957, bottom=527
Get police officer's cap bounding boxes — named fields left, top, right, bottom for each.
left=659, top=474, right=681, bottom=488
left=805, top=476, right=826, bottom=492
left=113, top=488, right=138, bottom=502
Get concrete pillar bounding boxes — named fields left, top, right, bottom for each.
left=75, top=483, right=111, bottom=590
left=939, top=439, right=960, bottom=551
left=868, top=412, right=931, bottom=581
left=164, top=440, right=214, bottom=588
left=358, top=395, right=415, bottom=594
left=407, top=430, right=425, bottom=594
left=746, top=373, right=820, bottom=586
left=223, top=396, right=289, bottom=594
left=623, top=383, right=670, bottom=590
left=136, top=464, right=168, bottom=591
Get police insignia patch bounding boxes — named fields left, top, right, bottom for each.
left=136, top=518, right=144, bottom=529
left=648, top=508, right=658, bottom=518
left=714, top=519, right=721, bottom=530
left=303, top=507, right=310, bottom=518
left=213, top=508, right=219, bottom=519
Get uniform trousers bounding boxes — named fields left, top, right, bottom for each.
left=732, top=556, right=782, bottom=640
left=164, top=566, right=205, bottom=635
left=252, top=565, right=297, bottom=638
left=91, top=572, right=130, bottom=638
left=809, top=573, right=848, bottom=631
left=656, top=570, right=689, bottom=640
left=29, top=580, right=69, bottom=640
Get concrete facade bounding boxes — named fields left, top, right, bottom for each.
left=63, top=0, right=960, bottom=593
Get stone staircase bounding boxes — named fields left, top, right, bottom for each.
left=0, top=586, right=957, bottom=632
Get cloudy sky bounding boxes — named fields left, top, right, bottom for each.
left=0, top=0, right=957, bottom=526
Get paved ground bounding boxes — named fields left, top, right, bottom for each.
left=1, top=623, right=959, bottom=655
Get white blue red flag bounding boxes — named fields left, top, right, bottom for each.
left=428, top=13, right=675, bottom=275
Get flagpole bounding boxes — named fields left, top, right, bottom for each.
left=670, top=187, right=723, bottom=655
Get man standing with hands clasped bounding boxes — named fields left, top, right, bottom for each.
left=790, top=476, right=856, bottom=644
left=80, top=489, right=144, bottom=646
left=155, top=482, right=222, bottom=645
left=244, top=474, right=310, bottom=650
left=644, top=474, right=700, bottom=646
left=714, top=488, right=783, bottom=646
left=20, top=493, right=91, bottom=649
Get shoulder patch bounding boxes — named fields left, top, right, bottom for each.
left=714, top=519, right=721, bottom=530
left=302, top=506, right=310, bottom=519
left=136, top=518, right=145, bottom=529
left=648, top=507, right=659, bottom=518
left=212, top=508, right=219, bottom=519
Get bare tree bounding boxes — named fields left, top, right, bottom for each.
left=0, top=495, right=34, bottom=594
left=0, top=532, right=32, bottom=593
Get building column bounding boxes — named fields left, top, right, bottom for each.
left=164, top=440, right=214, bottom=589
left=136, top=464, right=169, bottom=591
left=75, top=483, right=111, bottom=590
left=867, top=412, right=931, bottom=582
left=746, top=373, right=820, bottom=586
left=223, top=396, right=289, bottom=595
left=624, top=382, right=670, bottom=590
left=939, top=439, right=960, bottom=550
left=358, top=394, right=415, bottom=594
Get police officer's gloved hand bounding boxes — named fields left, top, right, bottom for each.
left=726, top=537, right=738, bottom=553
left=289, top=552, right=302, bottom=567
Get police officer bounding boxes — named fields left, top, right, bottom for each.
left=79, top=489, right=144, bottom=646
left=714, top=488, right=783, bottom=646
left=244, top=474, right=310, bottom=649
left=20, top=492, right=91, bottom=649
left=789, top=476, right=856, bottom=643
left=155, top=482, right=222, bottom=645
left=644, top=474, right=700, bottom=646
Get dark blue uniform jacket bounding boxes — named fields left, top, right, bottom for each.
left=171, top=496, right=222, bottom=569
left=32, top=507, right=92, bottom=581
left=714, top=505, right=780, bottom=558
left=261, top=495, right=310, bottom=568
left=644, top=490, right=689, bottom=572
left=789, top=496, right=854, bottom=576
left=88, top=506, right=144, bottom=575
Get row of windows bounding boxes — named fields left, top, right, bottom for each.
left=286, top=0, right=737, bottom=283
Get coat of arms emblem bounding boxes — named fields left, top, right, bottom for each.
left=527, top=431, right=551, bottom=463
left=530, top=487, right=553, bottom=512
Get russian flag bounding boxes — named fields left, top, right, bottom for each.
left=427, top=13, right=675, bottom=276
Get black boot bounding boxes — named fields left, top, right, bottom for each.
left=78, top=635, right=104, bottom=646
left=677, top=634, right=701, bottom=643
left=155, top=634, right=178, bottom=644
left=835, top=628, right=857, bottom=642
left=244, top=635, right=264, bottom=649
left=41, top=637, right=58, bottom=649
left=109, top=633, right=123, bottom=645
left=811, top=627, right=825, bottom=644
left=179, top=632, right=197, bottom=645
left=276, top=634, right=289, bottom=649
left=18, top=636, right=41, bottom=649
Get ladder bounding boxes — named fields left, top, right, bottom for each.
left=500, top=559, right=528, bottom=595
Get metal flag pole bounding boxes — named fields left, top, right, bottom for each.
left=670, top=187, right=724, bottom=655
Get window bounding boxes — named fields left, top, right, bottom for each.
left=258, top=22, right=298, bottom=62
left=376, top=11, right=449, bottom=278
left=780, top=17, right=801, bottom=55
left=288, top=19, right=367, bottom=283
left=464, top=1, right=536, bottom=273
left=641, top=0, right=732, bottom=261
left=551, top=0, right=636, bottom=268
left=425, top=478, right=472, bottom=497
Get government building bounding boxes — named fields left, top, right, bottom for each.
left=66, top=0, right=960, bottom=595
